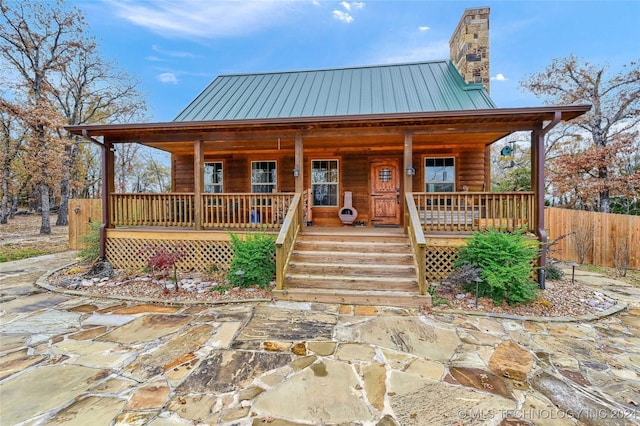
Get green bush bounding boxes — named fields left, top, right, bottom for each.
left=227, top=232, right=276, bottom=288
left=79, top=222, right=101, bottom=261
left=454, top=228, right=540, bottom=305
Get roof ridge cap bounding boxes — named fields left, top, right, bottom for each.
left=217, top=60, right=450, bottom=78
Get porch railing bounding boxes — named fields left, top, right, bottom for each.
left=413, top=192, right=535, bottom=233
left=202, top=193, right=295, bottom=229
left=110, top=193, right=195, bottom=227
left=404, top=193, right=427, bottom=295
left=109, top=192, right=295, bottom=229
left=275, top=193, right=303, bottom=290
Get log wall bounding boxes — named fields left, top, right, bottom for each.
left=170, top=134, right=488, bottom=226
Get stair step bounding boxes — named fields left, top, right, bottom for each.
left=281, top=227, right=424, bottom=306
left=273, top=288, right=431, bottom=307
left=285, top=280, right=417, bottom=292
left=299, top=232, right=408, bottom=243
left=285, top=274, right=417, bottom=291
left=292, top=251, right=414, bottom=265
left=288, top=262, right=415, bottom=277
left=301, top=228, right=405, bottom=237
left=295, top=240, right=411, bottom=253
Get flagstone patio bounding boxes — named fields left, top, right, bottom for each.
left=0, top=253, right=638, bottom=425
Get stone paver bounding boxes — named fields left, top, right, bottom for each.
left=0, top=252, right=638, bottom=425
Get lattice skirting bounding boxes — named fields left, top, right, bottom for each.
left=106, top=237, right=234, bottom=272
left=425, top=246, right=461, bottom=281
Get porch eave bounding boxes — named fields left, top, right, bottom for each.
left=65, top=104, right=591, bottom=143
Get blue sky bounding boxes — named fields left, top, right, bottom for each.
left=72, top=0, right=640, bottom=122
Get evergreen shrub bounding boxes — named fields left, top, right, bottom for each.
left=454, top=228, right=540, bottom=305
left=227, top=232, right=276, bottom=288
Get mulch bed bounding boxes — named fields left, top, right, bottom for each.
left=47, top=262, right=273, bottom=303
left=47, top=261, right=620, bottom=318
left=429, top=279, right=618, bottom=317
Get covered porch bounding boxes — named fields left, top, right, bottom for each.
left=67, top=105, right=590, bottom=304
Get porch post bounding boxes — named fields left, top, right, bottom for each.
left=295, top=133, right=304, bottom=219
left=100, top=140, right=115, bottom=260
left=484, top=145, right=492, bottom=191
left=403, top=131, right=413, bottom=193
left=531, top=126, right=547, bottom=288
left=194, top=140, right=204, bottom=230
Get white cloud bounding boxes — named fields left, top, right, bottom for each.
left=418, top=26, right=430, bottom=31
left=145, top=56, right=165, bottom=62
left=491, top=73, right=508, bottom=81
left=333, top=1, right=364, bottom=23
left=109, top=0, right=300, bottom=39
left=158, top=73, right=178, bottom=84
left=340, top=1, right=364, bottom=11
left=333, top=10, right=353, bottom=23
left=152, top=45, right=197, bottom=58
left=312, top=0, right=320, bottom=5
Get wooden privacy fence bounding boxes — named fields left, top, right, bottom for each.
left=545, top=207, right=640, bottom=270
left=69, top=199, right=102, bottom=249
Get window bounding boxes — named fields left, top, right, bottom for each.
left=425, top=157, right=455, bottom=192
left=311, top=160, right=339, bottom=206
left=251, top=161, right=277, bottom=193
left=204, top=162, right=223, bottom=193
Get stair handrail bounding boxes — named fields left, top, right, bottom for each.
left=405, top=192, right=427, bottom=295
left=275, top=193, right=302, bottom=290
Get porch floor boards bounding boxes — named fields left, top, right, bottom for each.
left=274, top=226, right=431, bottom=308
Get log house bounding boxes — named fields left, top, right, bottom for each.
left=66, top=9, right=590, bottom=306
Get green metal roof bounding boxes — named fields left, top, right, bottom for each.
left=174, top=60, right=496, bottom=122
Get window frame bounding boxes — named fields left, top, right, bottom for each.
left=310, top=159, right=340, bottom=207
left=250, top=160, right=278, bottom=193
left=424, top=156, right=456, bottom=192
left=204, top=161, right=224, bottom=193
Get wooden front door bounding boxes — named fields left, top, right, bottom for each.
left=370, top=159, right=401, bottom=225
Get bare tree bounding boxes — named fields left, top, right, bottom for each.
left=522, top=56, right=640, bottom=213
left=611, top=235, right=630, bottom=277
left=51, top=40, right=147, bottom=225
left=571, top=215, right=594, bottom=264
left=1, top=0, right=148, bottom=229
left=0, top=0, right=84, bottom=233
left=135, top=151, right=170, bottom=192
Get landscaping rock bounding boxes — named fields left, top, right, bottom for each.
left=84, top=261, right=114, bottom=279
left=489, top=340, right=535, bottom=381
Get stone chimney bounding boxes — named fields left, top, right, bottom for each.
left=449, top=7, right=490, bottom=93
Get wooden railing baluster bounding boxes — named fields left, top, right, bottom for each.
left=412, top=192, right=535, bottom=233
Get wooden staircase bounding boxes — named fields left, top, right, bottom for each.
left=272, top=227, right=432, bottom=307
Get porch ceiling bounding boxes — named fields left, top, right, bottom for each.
left=66, top=105, right=590, bottom=154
